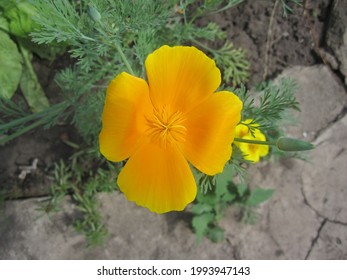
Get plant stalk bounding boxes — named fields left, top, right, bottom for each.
left=114, top=41, right=134, bottom=75
left=234, top=137, right=275, bottom=146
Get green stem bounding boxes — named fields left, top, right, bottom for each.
left=19, top=43, right=50, bottom=113
left=0, top=101, right=69, bottom=145
left=180, top=0, right=188, bottom=25
left=0, top=101, right=67, bottom=131
left=0, top=118, right=45, bottom=145
left=234, top=137, right=276, bottom=146
left=207, top=0, right=245, bottom=15
left=190, top=38, right=215, bottom=54
left=93, top=24, right=134, bottom=75
left=114, top=41, right=134, bottom=75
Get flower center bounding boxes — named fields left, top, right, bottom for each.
left=146, top=107, right=187, bottom=145
left=248, top=143, right=258, bottom=154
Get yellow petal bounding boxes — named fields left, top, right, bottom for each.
left=253, top=130, right=269, bottom=157
left=99, top=72, right=152, bottom=162
left=244, top=119, right=258, bottom=126
left=259, top=144, right=270, bottom=157
left=235, top=119, right=259, bottom=138
left=145, top=45, right=221, bottom=113
left=238, top=132, right=269, bottom=163
left=182, top=91, right=243, bottom=175
left=235, top=123, right=250, bottom=139
left=117, top=140, right=197, bottom=214
left=239, top=142, right=261, bottom=163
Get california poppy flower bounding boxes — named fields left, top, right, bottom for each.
left=99, top=45, right=242, bottom=213
left=234, top=119, right=269, bottom=163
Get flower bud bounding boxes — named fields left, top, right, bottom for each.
left=276, top=137, right=314, bottom=151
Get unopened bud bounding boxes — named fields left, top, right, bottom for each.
left=276, top=137, right=314, bottom=151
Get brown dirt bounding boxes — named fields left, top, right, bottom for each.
left=201, top=0, right=331, bottom=85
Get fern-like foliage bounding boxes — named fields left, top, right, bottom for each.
left=25, top=0, right=250, bottom=147
left=214, top=42, right=250, bottom=86
left=235, top=78, right=299, bottom=130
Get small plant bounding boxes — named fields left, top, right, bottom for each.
left=37, top=147, right=118, bottom=246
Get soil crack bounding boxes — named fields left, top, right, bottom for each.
left=311, top=106, right=347, bottom=145
left=300, top=186, right=347, bottom=226
left=304, top=219, right=327, bottom=260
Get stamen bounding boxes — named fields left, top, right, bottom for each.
left=146, top=107, right=187, bottom=145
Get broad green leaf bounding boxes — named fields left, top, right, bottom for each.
left=19, top=45, right=49, bottom=112
left=220, top=192, right=236, bottom=203
left=0, top=30, right=22, bottom=99
left=215, top=162, right=234, bottom=199
left=215, top=163, right=237, bottom=203
left=3, top=1, right=39, bottom=38
left=0, top=15, right=9, bottom=32
left=196, top=190, right=217, bottom=205
left=215, top=176, right=228, bottom=198
left=0, top=1, right=14, bottom=10
left=236, top=183, right=247, bottom=197
left=191, top=203, right=213, bottom=215
left=245, top=187, right=274, bottom=207
left=207, top=226, right=224, bottom=243
left=1, top=1, right=65, bottom=60
left=192, top=213, right=214, bottom=243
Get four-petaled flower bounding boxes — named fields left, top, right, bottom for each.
left=234, top=119, right=269, bottom=163
left=99, top=45, right=242, bottom=213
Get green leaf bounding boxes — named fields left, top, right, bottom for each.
left=215, top=163, right=237, bottom=203
left=191, top=203, right=213, bottom=215
left=245, top=187, right=274, bottom=206
left=19, top=45, right=49, bottom=112
left=3, top=0, right=39, bottom=38
left=196, top=189, right=218, bottom=205
left=0, top=30, right=22, bottom=99
left=1, top=0, right=65, bottom=60
left=0, top=0, right=13, bottom=10
left=236, top=183, right=247, bottom=197
left=0, top=14, right=9, bottom=32
left=215, top=163, right=234, bottom=196
left=192, top=213, right=214, bottom=243
left=214, top=41, right=250, bottom=86
left=207, top=226, right=225, bottom=243
left=221, top=192, right=236, bottom=203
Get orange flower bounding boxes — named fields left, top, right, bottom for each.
left=99, top=45, right=242, bottom=213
